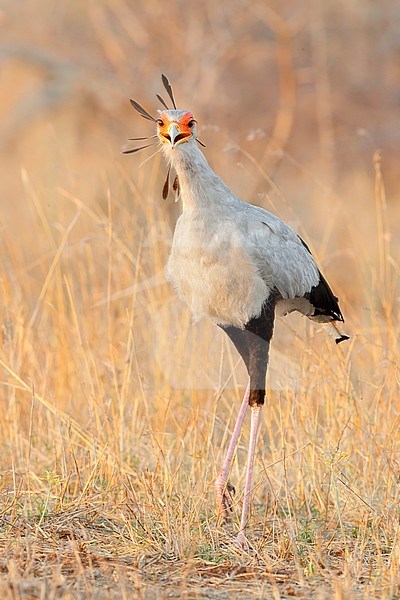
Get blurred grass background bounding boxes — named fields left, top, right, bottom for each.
left=0, top=1, right=399, bottom=598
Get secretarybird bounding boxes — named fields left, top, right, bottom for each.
left=124, top=75, right=349, bottom=548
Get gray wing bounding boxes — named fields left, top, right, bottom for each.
left=238, top=203, right=346, bottom=329
left=240, top=204, right=320, bottom=299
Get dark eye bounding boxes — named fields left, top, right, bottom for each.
left=156, top=119, right=164, bottom=126
left=188, top=119, right=196, bottom=127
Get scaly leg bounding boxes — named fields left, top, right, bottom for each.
left=218, top=297, right=275, bottom=545
left=215, top=382, right=250, bottom=519
left=235, top=404, right=261, bottom=548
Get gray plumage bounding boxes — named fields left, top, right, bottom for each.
left=158, top=111, right=344, bottom=335
left=127, top=98, right=348, bottom=547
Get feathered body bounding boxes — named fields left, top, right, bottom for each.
left=126, top=84, right=348, bottom=546
left=162, top=114, right=345, bottom=334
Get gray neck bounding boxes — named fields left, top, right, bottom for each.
left=163, top=142, right=237, bottom=211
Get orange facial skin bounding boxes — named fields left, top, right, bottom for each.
left=157, top=111, right=196, bottom=146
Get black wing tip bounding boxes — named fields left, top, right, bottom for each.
left=307, top=267, right=346, bottom=324
left=331, top=310, right=345, bottom=323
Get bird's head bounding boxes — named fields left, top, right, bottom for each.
left=124, top=75, right=206, bottom=199
left=156, top=110, right=197, bottom=148
left=124, top=74, right=205, bottom=156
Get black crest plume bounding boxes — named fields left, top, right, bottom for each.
left=173, top=175, right=180, bottom=200
left=125, top=75, right=206, bottom=165
left=122, top=143, right=153, bottom=155
left=161, top=74, right=177, bottom=109
left=156, top=94, right=169, bottom=110
left=162, top=167, right=170, bottom=199
left=129, top=99, right=156, bottom=122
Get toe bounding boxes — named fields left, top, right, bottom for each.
left=234, top=532, right=248, bottom=550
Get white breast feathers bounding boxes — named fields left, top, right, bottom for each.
left=166, top=210, right=270, bottom=328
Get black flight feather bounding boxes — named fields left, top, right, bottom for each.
left=130, top=99, right=156, bottom=122
left=308, top=270, right=345, bottom=322
left=156, top=94, right=169, bottom=110
left=299, top=237, right=345, bottom=322
left=161, top=74, right=177, bottom=109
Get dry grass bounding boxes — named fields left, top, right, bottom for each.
left=0, top=1, right=399, bottom=598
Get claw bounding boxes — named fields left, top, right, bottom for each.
left=215, top=477, right=236, bottom=519
left=234, top=531, right=248, bottom=550
left=226, top=481, right=236, bottom=497
left=224, top=481, right=236, bottom=512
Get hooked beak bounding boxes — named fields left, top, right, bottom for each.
left=160, top=123, right=191, bottom=147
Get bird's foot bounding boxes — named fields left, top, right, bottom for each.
left=215, top=476, right=235, bottom=520
left=233, top=531, right=248, bottom=551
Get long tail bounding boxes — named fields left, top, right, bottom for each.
left=328, top=322, right=350, bottom=345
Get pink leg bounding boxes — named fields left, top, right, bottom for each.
left=215, top=382, right=250, bottom=518
left=235, top=404, right=261, bottom=548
